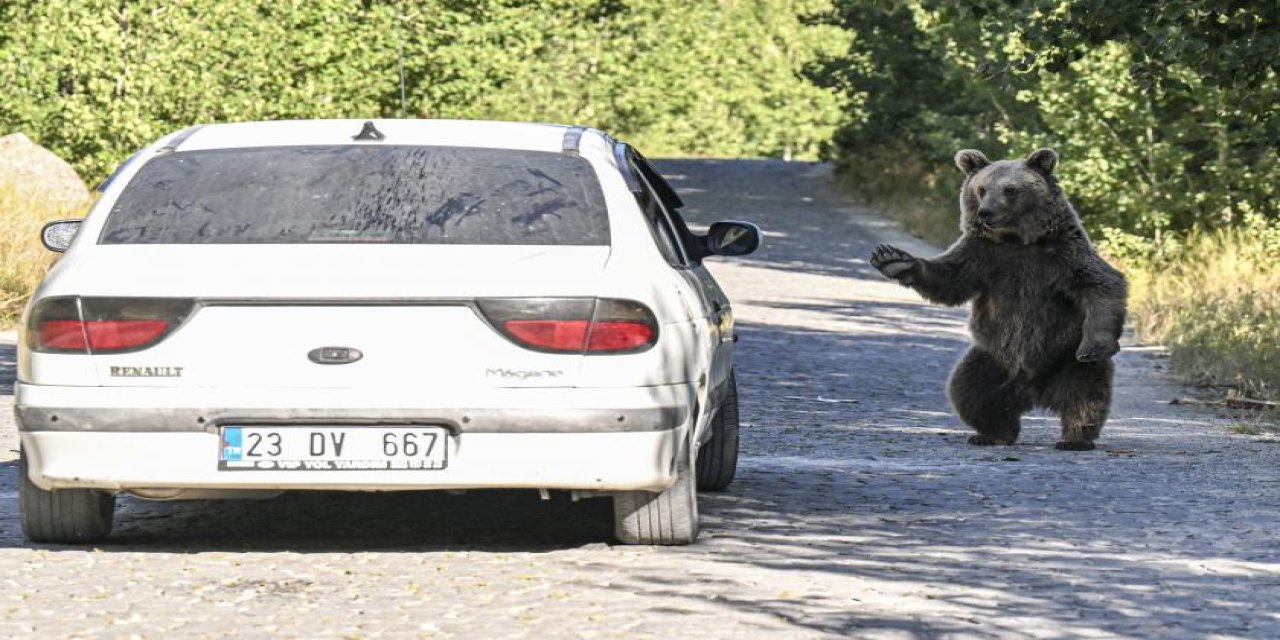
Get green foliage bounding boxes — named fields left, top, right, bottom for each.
left=400, top=1, right=847, bottom=159
left=0, top=0, right=846, bottom=181
left=816, top=0, right=1280, bottom=240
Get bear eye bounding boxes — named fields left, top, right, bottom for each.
left=975, top=186, right=985, bottom=198
left=1002, top=186, right=1017, bottom=198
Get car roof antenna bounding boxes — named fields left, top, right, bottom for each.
left=353, top=121, right=386, bottom=141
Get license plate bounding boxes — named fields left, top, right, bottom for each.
left=219, top=426, right=449, bottom=471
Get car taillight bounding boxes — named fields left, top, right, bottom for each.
left=27, top=297, right=194, bottom=354
left=587, top=321, right=656, bottom=351
left=503, top=320, right=592, bottom=352
left=476, top=298, right=658, bottom=354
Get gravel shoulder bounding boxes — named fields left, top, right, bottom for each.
left=0, top=160, right=1277, bottom=638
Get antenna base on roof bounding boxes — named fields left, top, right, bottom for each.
left=353, top=121, right=386, bottom=141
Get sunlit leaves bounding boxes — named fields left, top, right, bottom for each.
left=818, top=0, right=1280, bottom=239
left=0, top=0, right=847, bottom=179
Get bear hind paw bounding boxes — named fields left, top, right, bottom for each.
left=967, top=434, right=1015, bottom=446
left=1054, top=440, right=1097, bottom=451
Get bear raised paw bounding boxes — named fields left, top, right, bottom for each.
left=869, top=244, right=919, bottom=281
left=870, top=148, right=1128, bottom=451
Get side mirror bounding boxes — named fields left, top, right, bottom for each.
left=705, top=220, right=762, bottom=257
left=41, top=219, right=82, bottom=253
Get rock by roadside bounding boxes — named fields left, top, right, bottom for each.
left=0, top=132, right=91, bottom=211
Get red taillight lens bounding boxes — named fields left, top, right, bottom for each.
left=37, top=319, right=90, bottom=350
left=37, top=320, right=171, bottom=351
left=27, top=297, right=193, bottom=354
left=478, top=298, right=658, bottom=354
left=504, top=320, right=591, bottom=351
left=586, top=321, right=655, bottom=352
left=87, top=320, right=171, bottom=350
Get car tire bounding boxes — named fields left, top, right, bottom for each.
left=696, top=370, right=740, bottom=491
left=612, top=431, right=699, bottom=545
left=19, top=448, right=115, bottom=544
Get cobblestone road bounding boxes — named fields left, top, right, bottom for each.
left=2, top=160, right=1278, bottom=638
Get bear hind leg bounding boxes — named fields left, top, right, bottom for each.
left=949, top=349, right=1030, bottom=446
left=1039, top=361, right=1113, bottom=451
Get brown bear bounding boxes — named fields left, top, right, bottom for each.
left=869, top=148, right=1127, bottom=450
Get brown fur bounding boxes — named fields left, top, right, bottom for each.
left=870, top=148, right=1127, bottom=450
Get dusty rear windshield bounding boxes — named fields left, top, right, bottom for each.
left=99, top=145, right=610, bottom=245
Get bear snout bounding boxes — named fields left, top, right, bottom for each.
left=977, top=207, right=998, bottom=226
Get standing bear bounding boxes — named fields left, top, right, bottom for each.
left=869, top=149, right=1128, bottom=450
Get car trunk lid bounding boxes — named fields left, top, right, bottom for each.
left=45, top=245, right=611, bottom=390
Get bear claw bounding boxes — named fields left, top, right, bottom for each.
left=1054, top=440, right=1096, bottom=451
left=870, top=244, right=917, bottom=279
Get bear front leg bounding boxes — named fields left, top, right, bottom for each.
left=1074, top=268, right=1127, bottom=363
left=869, top=242, right=980, bottom=306
left=1075, top=300, right=1123, bottom=362
left=948, top=348, right=1030, bottom=445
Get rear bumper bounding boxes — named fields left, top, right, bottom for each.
left=21, top=430, right=681, bottom=493
left=15, top=382, right=692, bottom=433
left=16, top=382, right=694, bottom=493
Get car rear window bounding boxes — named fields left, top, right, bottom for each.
left=99, top=145, right=610, bottom=245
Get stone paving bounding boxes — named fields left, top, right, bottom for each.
left=1, top=159, right=1278, bottom=638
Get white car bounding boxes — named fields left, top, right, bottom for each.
left=17, top=119, right=760, bottom=545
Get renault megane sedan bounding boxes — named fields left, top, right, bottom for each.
left=18, top=119, right=760, bottom=545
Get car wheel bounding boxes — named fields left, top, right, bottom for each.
left=696, top=370, right=740, bottom=491
left=19, top=448, right=115, bottom=544
left=612, top=430, right=699, bottom=545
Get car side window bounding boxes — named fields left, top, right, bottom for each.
left=630, top=159, right=689, bottom=268
left=630, top=153, right=707, bottom=262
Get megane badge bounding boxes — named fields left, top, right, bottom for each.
left=308, top=347, right=363, bottom=365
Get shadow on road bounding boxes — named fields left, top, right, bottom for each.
left=102, top=490, right=615, bottom=553
left=1, top=461, right=615, bottom=552
left=635, top=469, right=1265, bottom=638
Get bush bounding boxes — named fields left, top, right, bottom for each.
left=815, top=1, right=1280, bottom=240
left=1117, top=218, right=1280, bottom=400
left=0, top=0, right=846, bottom=182
left=0, top=181, right=89, bottom=324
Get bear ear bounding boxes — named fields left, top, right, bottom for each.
left=954, top=149, right=990, bottom=176
left=1026, top=148, right=1058, bottom=175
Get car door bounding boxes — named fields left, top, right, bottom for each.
left=625, top=149, right=735, bottom=416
